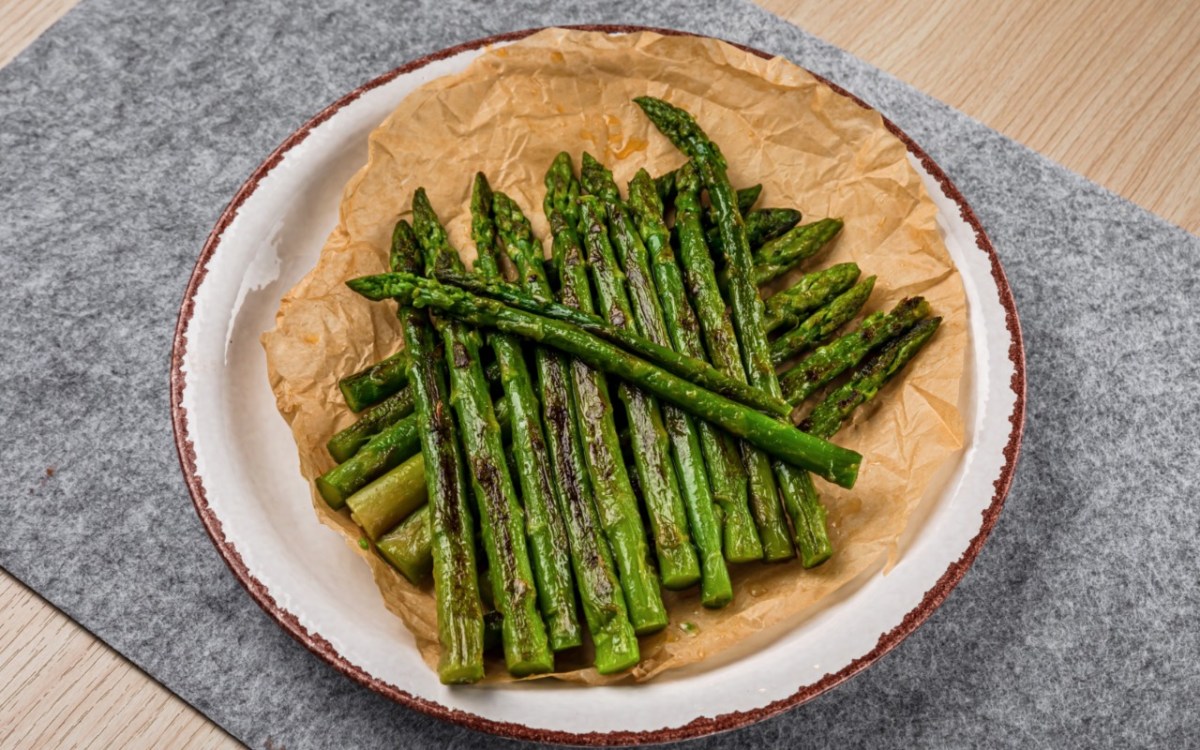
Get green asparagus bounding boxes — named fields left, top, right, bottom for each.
left=484, top=181, right=581, bottom=652
left=753, top=218, right=844, bottom=286
left=763, top=263, right=861, bottom=334
left=391, top=218, right=485, bottom=684
left=781, top=296, right=930, bottom=404
left=671, top=162, right=767, bottom=563
left=770, top=276, right=876, bottom=366
left=338, top=349, right=409, bottom=412
left=707, top=207, right=803, bottom=251
left=494, top=159, right=639, bottom=672
left=655, top=167, right=761, bottom=216
left=544, top=153, right=667, bottom=635
left=316, top=412, right=420, bottom=509
left=431, top=270, right=791, bottom=418
left=707, top=184, right=762, bottom=225
left=347, top=452, right=427, bottom=540
left=579, top=154, right=700, bottom=592
left=349, top=273, right=863, bottom=489
left=377, top=504, right=433, bottom=585
left=328, top=360, right=502, bottom=464
left=629, top=167, right=733, bottom=607
left=636, top=96, right=833, bottom=566
left=343, top=394, right=512, bottom=540
left=327, top=387, right=415, bottom=463
left=412, top=189, right=553, bottom=676
left=799, top=317, right=942, bottom=438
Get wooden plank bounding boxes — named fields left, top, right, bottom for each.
left=0, top=572, right=237, bottom=748
left=756, top=0, right=1200, bottom=232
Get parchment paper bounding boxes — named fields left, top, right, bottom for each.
left=261, top=28, right=967, bottom=684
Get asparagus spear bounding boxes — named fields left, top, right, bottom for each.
left=432, top=270, right=791, bottom=418
left=781, top=297, right=930, bottom=405
left=542, top=154, right=667, bottom=635
left=339, top=349, right=409, bottom=412
left=347, top=452, right=427, bottom=540
left=764, top=263, right=861, bottom=334
left=753, top=218, right=844, bottom=286
left=412, top=189, right=553, bottom=676
left=737, top=184, right=763, bottom=214
left=329, top=360, right=503, bottom=464
left=629, top=167, right=733, bottom=606
left=319, top=362, right=503, bottom=505
left=350, top=273, right=862, bottom=489
left=488, top=161, right=637, bottom=671
left=636, top=97, right=835, bottom=566
left=316, top=412, right=420, bottom=509
left=671, top=164, right=791, bottom=561
left=799, top=317, right=942, bottom=438
left=669, top=166, right=768, bottom=563
left=579, top=154, right=701, bottom=592
left=706, top=207, right=803, bottom=251
left=337, top=254, right=844, bottom=454
left=475, top=177, right=581, bottom=653
left=377, top=503, right=432, bottom=585
left=706, top=184, right=762, bottom=225
left=391, top=218, right=484, bottom=684
left=770, top=276, right=876, bottom=366
left=327, top=387, right=415, bottom=462
left=344, top=395, right=511, bottom=540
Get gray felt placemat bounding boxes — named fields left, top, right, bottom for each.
left=1, top=0, right=1197, bottom=747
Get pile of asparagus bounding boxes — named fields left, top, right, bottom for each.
left=315, top=98, right=941, bottom=683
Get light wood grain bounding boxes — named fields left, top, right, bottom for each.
left=0, top=0, right=1196, bottom=746
left=0, top=0, right=74, bottom=67
left=0, top=571, right=238, bottom=749
left=756, top=0, right=1200, bottom=233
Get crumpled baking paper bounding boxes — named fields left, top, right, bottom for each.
left=261, top=28, right=966, bottom=683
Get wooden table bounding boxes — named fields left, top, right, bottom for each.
left=2, top=1, right=1196, bottom=746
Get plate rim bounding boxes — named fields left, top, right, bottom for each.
left=169, top=24, right=1026, bottom=746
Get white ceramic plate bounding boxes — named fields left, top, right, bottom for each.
left=171, top=26, right=1025, bottom=745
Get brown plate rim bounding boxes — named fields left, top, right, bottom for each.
left=169, top=24, right=1027, bottom=747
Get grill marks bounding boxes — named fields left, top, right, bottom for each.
left=542, top=359, right=618, bottom=605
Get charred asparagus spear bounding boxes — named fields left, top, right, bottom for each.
left=349, top=272, right=863, bottom=489
left=316, top=412, right=421, bottom=509
left=672, top=162, right=763, bottom=561
left=339, top=349, right=409, bottom=412
left=391, top=217, right=485, bottom=684
left=327, top=386, right=415, bottom=463
left=781, top=297, right=930, bottom=405
left=543, top=153, right=667, bottom=635
left=412, top=189, right=553, bottom=676
left=763, top=263, right=861, bottom=334
left=753, top=218, right=844, bottom=286
left=770, top=276, right=876, bottom=366
left=491, top=164, right=640, bottom=671
left=474, top=176, right=582, bottom=653
left=671, top=161, right=795, bottom=561
left=431, top=272, right=790, bottom=417
left=579, top=154, right=700, bottom=592
left=628, top=167, right=733, bottom=606
left=799, top=317, right=942, bottom=438
left=635, top=96, right=836, bottom=566
left=338, top=248, right=830, bottom=424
